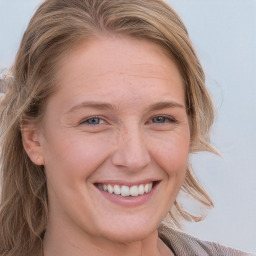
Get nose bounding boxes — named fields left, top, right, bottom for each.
left=111, top=126, right=151, bottom=171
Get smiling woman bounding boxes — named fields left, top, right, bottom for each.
left=0, top=0, right=253, bottom=256
left=30, top=37, right=190, bottom=249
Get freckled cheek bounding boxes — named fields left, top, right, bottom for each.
left=150, top=136, right=190, bottom=176
left=45, top=133, right=115, bottom=180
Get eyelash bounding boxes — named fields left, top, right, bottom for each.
left=80, top=115, right=177, bottom=126
left=80, top=116, right=106, bottom=126
left=149, top=115, right=177, bottom=125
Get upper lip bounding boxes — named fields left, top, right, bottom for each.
left=94, top=179, right=160, bottom=186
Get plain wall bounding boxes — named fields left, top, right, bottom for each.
left=168, top=0, right=256, bottom=253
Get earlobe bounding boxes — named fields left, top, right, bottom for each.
left=21, top=121, right=45, bottom=166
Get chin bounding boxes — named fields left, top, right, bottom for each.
left=107, top=230, right=153, bottom=243
left=97, top=219, right=159, bottom=243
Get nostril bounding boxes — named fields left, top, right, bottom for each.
left=111, top=129, right=151, bottom=169
left=111, top=144, right=151, bottom=170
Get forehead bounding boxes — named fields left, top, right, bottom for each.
left=56, top=35, right=182, bottom=83
left=49, top=35, right=185, bottom=112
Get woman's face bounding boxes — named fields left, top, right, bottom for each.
left=38, top=36, right=190, bottom=242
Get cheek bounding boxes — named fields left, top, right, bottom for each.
left=150, top=133, right=190, bottom=177
left=42, top=131, right=114, bottom=183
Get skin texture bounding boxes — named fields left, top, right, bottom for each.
left=23, top=35, right=190, bottom=256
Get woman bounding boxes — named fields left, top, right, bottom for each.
left=0, top=0, right=253, bottom=255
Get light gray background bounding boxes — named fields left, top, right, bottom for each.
left=0, top=0, right=255, bottom=253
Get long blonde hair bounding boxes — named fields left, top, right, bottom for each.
left=0, top=0, right=217, bottom=255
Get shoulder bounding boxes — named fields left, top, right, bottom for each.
left=158, top=224, right=255, bottom=256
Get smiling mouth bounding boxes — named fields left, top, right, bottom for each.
left=95, top=182, right=158, bottom=197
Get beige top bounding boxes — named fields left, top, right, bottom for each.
left=158, top=224, right=255, bottom=256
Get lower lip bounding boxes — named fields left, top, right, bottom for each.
left=95, top=184, right=158, bottom=207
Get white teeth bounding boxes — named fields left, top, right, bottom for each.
left=107, top=184, right=114, bottom=194
left=130, top=185, right=139, bottom=197
left=113, top=185, right=121, bottom=195
left=121, top=185, right=130, bottom=196
left=99, top=182, right=154, bottom=197
left=138, top=184, right=144, bottom=195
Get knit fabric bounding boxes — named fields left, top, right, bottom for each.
left=158, top=224, right=255, bottom=256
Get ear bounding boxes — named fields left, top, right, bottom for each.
left=21, top=120, right=45, bottom=166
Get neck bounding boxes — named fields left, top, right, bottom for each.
left=43, top=223, right=173, bottom=256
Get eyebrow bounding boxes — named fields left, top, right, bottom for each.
left=65, top=101, right=115, bottom=114
left=146, top=101, right=185, bottom=112
left=65, top=100, right=185, bottom=114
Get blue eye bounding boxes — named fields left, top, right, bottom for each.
left=151, top=116, right=175, bottom=123
left=84, top=117, right=103, bottom=125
